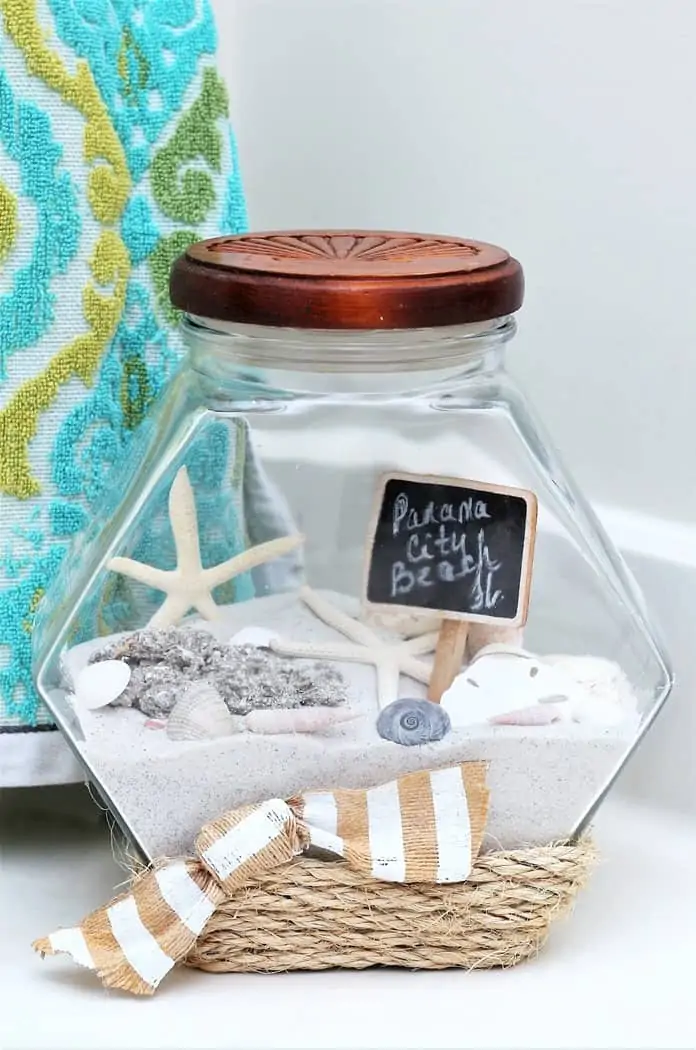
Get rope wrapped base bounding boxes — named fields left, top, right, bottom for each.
left=186, top=838, right=596, bottom=974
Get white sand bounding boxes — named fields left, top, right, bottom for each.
left=63, top=592, right=639, bottom=859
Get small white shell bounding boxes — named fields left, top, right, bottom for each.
left=229, top=626, right=280, bottom=648
left=167, top=682, right=244, bottom=741
left=245, top=706, right=359, bottom=735
left=74, top=660, right=131, bottom=711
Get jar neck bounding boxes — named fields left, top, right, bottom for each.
left=183, top=315, right=515, bottom=397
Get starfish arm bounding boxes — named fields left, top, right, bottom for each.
left=192, top=591, right=221, bottom=622
left=397, top=655, right=434, bottom=686
left=147, top=592, right=194, bottom=629
left=401, top=631, right=440, bottom=655
left=108, top=557, right=172, bottom=590
left=299, top=587, right=380, bottom=647
left=203, top=534, right=304, bottom=589
left=168, top=467, right=204, bottom=575
left=270, top=638, right=378, bottom=665
left=375, top=657, right=400, bottom=710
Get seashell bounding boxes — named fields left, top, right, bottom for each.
left=441, top=652, right=581, bottom=728
left=490, top=703, right=564, bottom=726
left=74, top=660, right=131, bottom=711
left=229, top=625, right=280, bottom=648
left=376, top=698, right=451, bottom=747
left=545, top=655, right=638, bottom=721
left=565, top=692, right=629, bottom=727
left=245, top=706, right=359, bottom=735
left=167, top=682, right=244, bottom=741
left=144, top=718, right=167, bottom=730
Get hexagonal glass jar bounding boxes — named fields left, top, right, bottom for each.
left=33, top=231, right=672, bottom=861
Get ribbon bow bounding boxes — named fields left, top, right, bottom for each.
left=34, top=762, right=488, bottom=995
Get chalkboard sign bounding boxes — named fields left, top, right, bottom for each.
left=364, top=472, right=537, bottom=626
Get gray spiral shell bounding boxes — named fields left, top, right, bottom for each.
left=376, top=698, right=451, bottom=747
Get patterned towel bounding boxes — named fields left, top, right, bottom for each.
left=0, top=0, right=248, bottom=785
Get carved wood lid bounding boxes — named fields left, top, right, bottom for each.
left=170, top=230, right=524, bottom=330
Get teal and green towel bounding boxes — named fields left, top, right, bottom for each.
left=0, top=0, right=249, bottom=784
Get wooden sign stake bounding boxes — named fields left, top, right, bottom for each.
left=363, top=472, right=538, bottom=706
left=428, top=620, right=470, bottom=703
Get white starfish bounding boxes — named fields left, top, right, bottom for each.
left=270, top=587, right=439, bottom=710
left=108, top=466, right=304, bottom=628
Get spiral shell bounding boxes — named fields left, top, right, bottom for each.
left=166, top=682, right=244, bottom=741
left=376, top=698, right=451, bottom=747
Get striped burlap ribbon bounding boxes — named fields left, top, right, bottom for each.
left=34, top=762, right=488, bottom=995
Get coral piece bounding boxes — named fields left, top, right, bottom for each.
left=107, top=466, right=303, bottom=627
left=95, top=625, right=222, bottom=671
left=211, top=648, right=346, bottom=716
left=270, top=587, right=438, bottom=710
left=167, top=683, right=244, bottom=742
left=376, top=698, right=451, bottom=746
left=90, top=625, right=349, bottom=717
left=110, top=663, right=187, bottom=719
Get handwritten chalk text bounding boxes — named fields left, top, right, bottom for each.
left=392, top=492, right=490, bottom=536
left=391, top=528, right=503, bottom=612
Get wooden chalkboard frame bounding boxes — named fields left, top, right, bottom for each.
left=362, top=471, right=538, bottom=628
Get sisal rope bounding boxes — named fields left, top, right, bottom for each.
left=186, top=838, right=596, bottom=974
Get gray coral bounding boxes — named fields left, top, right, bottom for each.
left=90, top=627, right=347, bottom=718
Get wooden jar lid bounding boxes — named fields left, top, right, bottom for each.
left=170, top=230, right=524, bottom=330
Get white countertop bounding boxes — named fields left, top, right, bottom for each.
left=2, top=785, right=695, bottom=1050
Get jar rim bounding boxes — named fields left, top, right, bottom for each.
left=183, top=314, right=516, bottom=377
left=170, top=230, right=524, bottom=331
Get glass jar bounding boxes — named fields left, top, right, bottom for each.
left=33, top=231, right=672, bottom=862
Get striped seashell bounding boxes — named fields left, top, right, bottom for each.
left=245, top=706, right=359, bottom=735
left=376, top=698, right=451, bottom=746
left=166, top=682, right=244, bottom=742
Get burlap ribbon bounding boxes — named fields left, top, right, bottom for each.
left=34, top=761, right=488, bottom=995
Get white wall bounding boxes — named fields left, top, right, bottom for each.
left=210, top=0, right=696, bottom=814
left=214, top=0, right=696, bottom=523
